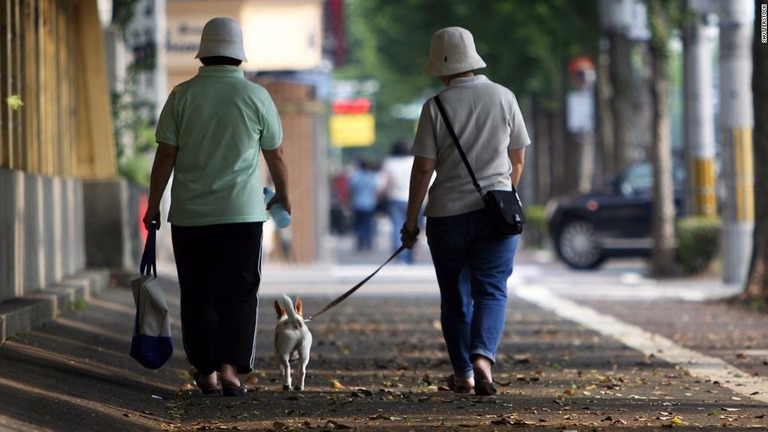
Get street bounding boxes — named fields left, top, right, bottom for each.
left=0, top=240, right=767, bottom=431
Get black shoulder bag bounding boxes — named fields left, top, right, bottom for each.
left=434, top=95, right=525, bottom=235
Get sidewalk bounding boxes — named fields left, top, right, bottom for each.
left=1, top=244, right=767, bottom=430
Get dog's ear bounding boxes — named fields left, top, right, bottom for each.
left=295, top=297, right=303, bottom=315
left=274, top=300, right=286, bottom=317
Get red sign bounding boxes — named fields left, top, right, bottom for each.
left=332, top=98, right=371, bottom=115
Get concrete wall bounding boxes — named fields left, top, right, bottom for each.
left=82, top=179, right=143, bottom=271
left=0, top=168, right=85, bottom=303
left=0, top=170, right=133, bottom=344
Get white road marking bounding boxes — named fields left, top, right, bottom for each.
left=514, top=285, right=768, bottom=404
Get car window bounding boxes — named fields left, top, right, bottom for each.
left=619, top=161, right=687, bottom=195
left=620, top=163, right=653, bottom=194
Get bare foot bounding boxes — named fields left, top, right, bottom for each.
left=447, top=374, right=475, bottom=393
left=193, top=370, right=218, bottom=394
left=472, top=356, right=497, bottom=396
left=472, top=356, right=493, bottom=382
left=220, top=363, right=242, bottom=388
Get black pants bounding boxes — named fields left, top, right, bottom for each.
left=171, top=222, right=263, bottom=375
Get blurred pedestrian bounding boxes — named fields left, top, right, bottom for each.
left=400, top=26, right=531, bottom=396
left=348, top=158, right=380, bottom=251
left=329, top=169, right=352, bottom=235
left=381, top=139, right=416, bottom=263
left=142, top=17, right=289, bottom=397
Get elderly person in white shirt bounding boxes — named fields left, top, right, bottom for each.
left=401, top=26, right=531, bottom=396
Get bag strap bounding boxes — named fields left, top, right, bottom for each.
left=434, top=95, right=485, bottom=200
left=133, top=287, right=142, bottom=335
left=139, top=222, right=157, bottom=277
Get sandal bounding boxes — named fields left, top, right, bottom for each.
left=194, top=371, right=219, bottom=395
left=474, top=378, right=497, bottom=396
left=446, top=374, right=473, bottom=394
left=222, top=382, right=248, bottom=397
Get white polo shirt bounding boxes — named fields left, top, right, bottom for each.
left=411, top=75, right=531, bottom=217
left=155, top=66, right=283, bottom=226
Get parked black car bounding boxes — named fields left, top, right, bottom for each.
left=545, top=161, right=685, bottom=269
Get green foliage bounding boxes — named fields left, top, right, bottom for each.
left=111, top=89, right=156, bottom=186
left=676, top=216, right=720, bottom=275
left=7, top=330, right=28, bottom=344
left=747, top=298, right=768, bottom=312
left=521, top=204, right=547, bottom=249
left=648, top=0, right=686, bottom=60
left=109, top=0, right=156, bottom=185
left=349, top=0, right=599, bottom=102
left=72, top=298, right=88, bottom=312
left=340, top=0, right=601, bottom=153
left=6, top=95, right=23, bottom=110
left=112, top=0, right=143, bottom=32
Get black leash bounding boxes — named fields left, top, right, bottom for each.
left=306, top=245, right=407, bottom=321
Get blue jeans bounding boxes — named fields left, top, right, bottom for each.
left=426, top=208, right=519, bottom=379
left=353, top=209, right=375, bottom=251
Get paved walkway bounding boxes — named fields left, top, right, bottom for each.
left=1, top=236, right=767, bottom=430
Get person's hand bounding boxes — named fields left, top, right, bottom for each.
left=142, top=210, right=161, bottom=232
left=400, top=223, right=420, bottom=249
left=266, top=192, right=292, bottom=215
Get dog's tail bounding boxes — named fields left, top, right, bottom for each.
left=282, top=294, right=303, bottom=323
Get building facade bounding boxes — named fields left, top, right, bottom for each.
left=1, top=0, right=123, bottom=332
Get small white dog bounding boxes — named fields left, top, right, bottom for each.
left=274, top=294, right=313, bottom=391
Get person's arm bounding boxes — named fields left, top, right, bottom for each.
left=508, top=146, right=526, bottom=188
left=143, top=142, right=177, bottom=231
left=401, top=156, right=435, bottom=248
left=262, top=146, right=291, bottom=214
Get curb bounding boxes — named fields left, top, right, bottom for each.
left=0, top=269, right=110, bottom=345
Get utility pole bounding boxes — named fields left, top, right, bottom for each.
left=718, top=0, right=754, bottom=284
left=684, top=0, right=718, bottom=217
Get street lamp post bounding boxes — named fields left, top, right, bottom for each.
left=718, top=0, right=754, bottom=284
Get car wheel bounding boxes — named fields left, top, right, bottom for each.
left=556, top=219, right=605, bottom=269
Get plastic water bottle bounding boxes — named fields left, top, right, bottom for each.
left=263, top=187, right=291, bottom=228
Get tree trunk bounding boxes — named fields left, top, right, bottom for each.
left=596, top=40, right=614, bottom=188
left=608, top=32, right=634, bottom=176
left=648, top=0, right=677, bottom=277
left=550, top=109, right=567, bottom=197
left=533, top=105, right=552, bottom=203
left=743, top=0, right=768, bottom=299
left=633, top=43, right=656, bottom=160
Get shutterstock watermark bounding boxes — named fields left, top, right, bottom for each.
left=762, top=1, right=768, bottom=44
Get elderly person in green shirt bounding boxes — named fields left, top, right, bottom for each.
left=143, top=17, right=289, bottom=397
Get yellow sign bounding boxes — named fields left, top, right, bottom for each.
left=692, top=158, right=717, bottom=217
left=734, top=128, right=754, bottom=223
left=329, top=114, right=375, bottom=147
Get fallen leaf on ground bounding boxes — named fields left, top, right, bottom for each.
left=367, top=413, right=399, bottom=420
left=324, top=419, right=354, bottom=429
left=670, top=416, right=687, bottom=426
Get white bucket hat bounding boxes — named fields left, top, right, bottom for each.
left=195, top=17, right=248, bottom=62
left=423, top=27, right=486, bottom=77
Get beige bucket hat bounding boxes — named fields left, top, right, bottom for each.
left=195, top=17, right=248, bottom=62
left=423, top=27, right=486, bottom=77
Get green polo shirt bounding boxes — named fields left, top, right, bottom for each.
left=155, top=66, right=283, bottom=226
